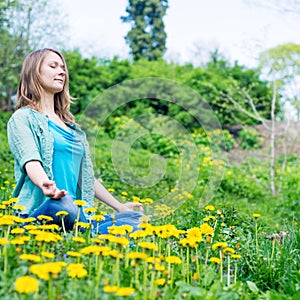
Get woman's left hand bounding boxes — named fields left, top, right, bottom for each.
left=119, top=202, right=144, bottom=213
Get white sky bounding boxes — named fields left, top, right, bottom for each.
left=62, top=0, right=300, bottom=68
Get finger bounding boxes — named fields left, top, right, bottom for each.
left=135, top=203, right=144, bottom=213
left=53, top=190, right=68, bottom=199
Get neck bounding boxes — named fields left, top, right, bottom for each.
left=40, top=92, right=55, bottom=115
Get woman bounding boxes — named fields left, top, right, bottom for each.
left=7, top=48, right=143, bottom=233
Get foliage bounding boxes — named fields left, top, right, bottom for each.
left=0, top=191, right=299, bottom=299
left=259, top=43, right=300, bottom=120
left=0, top=0, right=67, bottom=111
left=238, top=127, right=263, bottom=149
left=64, top=50, right=131, bottom=114
left=0, top=111, right=14, bottom=188
left=121, top=0, right=168, bottom=61
left=0, top=109, right=300, bottom=298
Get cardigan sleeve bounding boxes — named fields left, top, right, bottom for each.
left=7, top=109, right=42, bottom=171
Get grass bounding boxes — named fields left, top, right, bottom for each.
left=0, top=113, right=299, bottom=299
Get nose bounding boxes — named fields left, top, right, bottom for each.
left=59, top=67, right=66, bottom=76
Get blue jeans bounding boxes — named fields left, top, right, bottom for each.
left=23, top=195, right=143, bottom=234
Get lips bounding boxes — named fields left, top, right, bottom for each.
left=54, top=79, right=64, bottom=84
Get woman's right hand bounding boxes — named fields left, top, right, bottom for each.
left=42, top=179, right=68, bottom=199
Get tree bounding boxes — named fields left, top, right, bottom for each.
left=121, top=0, right=168, bottom=61
left=64, top=50, right=131, bottom=115
left=0, top=0, right=67, bottom=111
left=259, top=43, right=300, bottom=120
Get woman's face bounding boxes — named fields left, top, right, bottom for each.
left=39, top=51, right=66, bottom=95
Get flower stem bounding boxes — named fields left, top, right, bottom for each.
left=227, top=256, right=231, bottom=286
left=219, top=250, right=223, bottom=283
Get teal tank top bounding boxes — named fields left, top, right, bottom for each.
left=48, top=119, right=84, bottom=199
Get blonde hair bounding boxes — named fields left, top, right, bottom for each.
left=16, top=48, right=75, bottom=124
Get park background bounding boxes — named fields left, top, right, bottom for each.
left=0, top=0, right=300, bottom=299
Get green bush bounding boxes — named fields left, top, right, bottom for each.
left=238, top=127, right=263, bottom=150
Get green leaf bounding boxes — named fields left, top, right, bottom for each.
left=246, top=281, right=259, bottom=293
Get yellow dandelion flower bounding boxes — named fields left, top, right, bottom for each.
left=15, top=276, right=38, bottom=294
left=132, top=196, right=140, bottom=202
left=210, top=257, right=221, bottom=264
left=24, top=225, right=38, bottom=230
left=231, top=254, right=242, bottom=259
left=72, top=237, right=86, bottom=243
left=107, top=188, right=115, bottom=193
left=83, top=207, right=97, bottom=214
left=205, top=205, right=215, bottom=211
left=98, top=234, right=114, bottom=242
left=19, top=254, right=41, bottom=262
left=155, top=278, right=166, bottom=286
left=121, top=191, right=128, bottom=196
left=0, top=217, right=14, bottom=226
left=10, top=236, right=30, bottom=245
left=115, top=287, right=135, bottom=296
left=28, top=229, right=44, bottom=235
left=129, top=230, right=148, bottom=239
left=90, top=237, right=104, bottom=244
left=253, top=213, right=261, bottom=219
left=193, top=272, right=199, bottom=280
left=73, top=200, right=87, bottom=207
left=14, top=216, right=27, bottom=223
left=154, top=263, right=165, bottom=271
left=66, top=263, right=87, bottom=278
left=30, top=262, right=66, bottom=279
left=35, top=232, right=63, bottom=243
left=109, top=225, right=133, bottom=235
left=1, top=200, right=11, bottom=206
left=9, top=197, right=19, bottom=203
left=29, top=265, right=49, bottom=280
left=187, top=227, right=203, bottom=242
left=179, top=238, right=198, bottom=248
left=126, top=252, right=148, bottom=260
left=199, top=223, right=214, bottom=235
left=139, top=215, right=151, bottom=223
left=22, top=217, right=36, bottom=223
left=0, top=238, right=9, bottom=245
left=223, top=247, right=235, bottom=255
left=11, top=228, right=25, bottom=235
left=55, top=211, right=68, bottom=217
left=212, top=242, right=228, bottom=250
left=165, top=256, right=182, bottom=264
left=104, top=249, right=123, bottom=259
left=41, top=252, right=55, bottom=259
left=110, top=236, right=130, bottom=246
left=138, top=241, right=159, bottom=251
left=91, top=214, right=105, bottom=222
left=146, top=257, right=161, bottom=264
left=77, top=222, right=91, bottom=229
left=37, top=215, right=53, bottom=222
left=80, top=245, right=110, bottom=255
left=12, top=205, right=26, bottom=211
left=103, top=285, right=118, bottom=293
left=67, top=251, right=82, bottom=257
left=38, top=224, right=60, bottom=231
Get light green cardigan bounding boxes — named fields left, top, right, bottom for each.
left=7, top=107, right=95, bottom=216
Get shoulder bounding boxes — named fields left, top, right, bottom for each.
left=9, top=108, right=46, bottom=125
left=9, top=107, right=34, bottom=123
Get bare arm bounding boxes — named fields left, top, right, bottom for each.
left=25, top=161, right=67, bottom=199
left=94, top=179, right=143, bottom=213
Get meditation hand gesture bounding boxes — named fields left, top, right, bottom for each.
left=42, top=179, right=68, bottom=199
